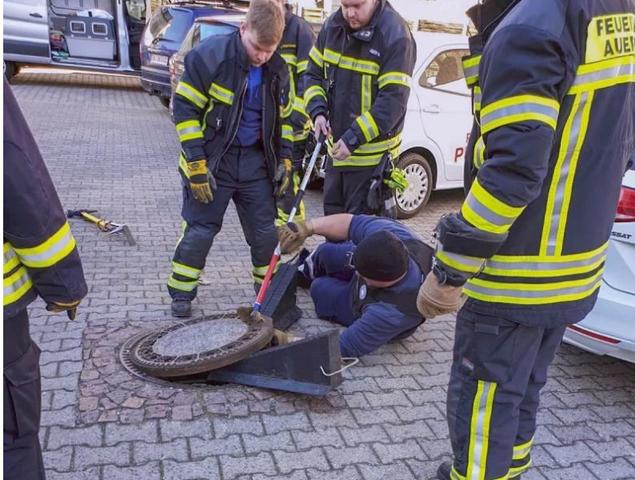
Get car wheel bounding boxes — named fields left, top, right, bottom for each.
left=4, top=61, right=18, bottom=83
left=159, top=96, right=170, bottom=109
left=395, top=152, right=433, bottom=219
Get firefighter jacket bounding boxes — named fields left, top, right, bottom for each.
left=3, top=78, right=87, bottom=319
left=433, top=0, right=635, bottom=327
left=279, top=10, right=316, bottom=163
left=172, top=31, right=293, bottom=181
left=304, top=0, right=416, bottom=169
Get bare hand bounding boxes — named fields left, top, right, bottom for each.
left=332, top=139, right=351, bottom=161
left=314, top=115, right=331, bottom=141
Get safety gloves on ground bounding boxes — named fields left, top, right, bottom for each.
left=187, top=159, right=216, bottom=203
left=274, top=158, right=294, bottom=198
left=384, top=167, right=409, bottom=193
left=416, top=272, right=465, bottom=319
left=46, top=299, right=81, bottom=320
left=278, top=220, right=314, bottom=254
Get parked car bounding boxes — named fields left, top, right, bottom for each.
left=140, top=2, right=246, bottom=108
left=562, top=164, right=635, bottom=364
left=4, top=0, right=146, bottom=81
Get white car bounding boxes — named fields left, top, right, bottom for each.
left=562, top=165, right=635, bottom=363
left=395, top=32, right=471, bottom=218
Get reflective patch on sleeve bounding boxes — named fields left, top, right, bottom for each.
left=14, top=222, right=77, bottom=269
left=175, top=81, right=207, bottom=109
left=480, top=95, right=560, bottom=134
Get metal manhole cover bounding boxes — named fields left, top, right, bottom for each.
left=129, top=312, right=274, bottom=378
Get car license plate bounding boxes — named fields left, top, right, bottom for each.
left=150, top=54, right=168, bottom=66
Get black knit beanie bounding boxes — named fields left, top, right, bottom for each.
left=353, top=231, right=409, bottom=282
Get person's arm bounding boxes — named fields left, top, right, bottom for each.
left=310, top=214, right=353, bottom=241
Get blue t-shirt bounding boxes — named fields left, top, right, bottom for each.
left=234, top=66, right=263, bottom=147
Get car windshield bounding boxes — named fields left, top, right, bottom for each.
left=199, top=23, right=236, bottom=41
left=152, top=8, right=191, bottom=43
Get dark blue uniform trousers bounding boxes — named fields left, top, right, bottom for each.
left=4, top=309, right=45, bottom=480
left=447, top=304, right=567, bottom=479
left=168, top=145, right=278, bottom=300
left=323, top=162, right=376, bottom=216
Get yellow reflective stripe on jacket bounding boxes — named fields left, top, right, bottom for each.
left=330, top=134, right=402, bottom=167
left=323, top=48, right=380, bottom=75
left=461, top=179, right=525, bottom=235
left=436, top=244, right=485, bottom=276
left=480, top=95, right=560, bottom=135
left=355, top=112, right=380, bottom=142
left=3, top=265, right=33, bottom=306
left=297, top=60, right=309, bottom=74
left=167, top=276, right=197, bottom=292
left=568, top=55, right=635, bottom=94
left=473, top=86, right=482, bottom=113
left=354, top=134, right=401, bottom=154
left=208, top=82, right=234, bottom=106
left=305, top=85, right=327, bottom=104
left=540, top=91, right=594, bottom=256
left=3, top=243, right=20, bottom=275
left=462, top=54, right=481, bottom=87
left=14, top=222, right=76, bottom=269
left=309, top=46, right=324, bottom=68
left=253, top=263, right=279, bottom=283
left=282, top=123, right=294, bottom=142
left=513, top=438, right=533, bottom=461
left=473, top=135, right=486, bottom=169
left=483, top=243, right=607, bottom=278
left=281, top=53, right=298, bottom=67
left=172, top=261, right=201, bottom=280
left=361, top=75, right=372, bottom=113
left=175, top=120, right=204, bottom=142
left=508, top=460, right=532, bottom=478
left=466, top=380, right=497, bottom=480
left=465, top=268, right=604, bottom=305
left=175, top=81, right=207, bottom=109
left=378, top=71, right=411, bottom=89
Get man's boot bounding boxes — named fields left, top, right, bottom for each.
left=435, top=461, right=522, bottom=479
left=171, top=299, right=192, bottom=318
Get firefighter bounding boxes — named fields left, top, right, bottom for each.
left=167, top=0, right=294, bottom=317
left=415, top=0, right=635, bottom=478
left=275, top=0, right=316, bottom=226
left=278, top=214, right=433, bottom=357
left=4, top=78, right=88, bottom=480
left=304, top=0, right=416, bottom=215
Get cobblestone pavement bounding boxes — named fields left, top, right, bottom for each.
left=11, top=70, right=635, bottom=480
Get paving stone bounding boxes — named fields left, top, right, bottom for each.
left=385, top=419, right=435, bottom=442
left=254, top=471, right=309, bottom=480
left=357, top=462, right=416, bottom=480
left=163, top=457, right=220, bottom=480
left=43, top=446, right=73, bottom=472
left=307, top=466, right=361, bottom=480
left=293, top=428, right=344, bottom=450
left=243, top=431, right=295, bottom=453
left=133, top=438, right=189, bottom=464
left=105, top=420, right=158, bottom=445
left=102, top=463, right=161, bottom=480
left=339, top=425, right=390, bottom=446
left=586, top=458, right=635, bottom=480
left=373, top=439, right=424, bottom=464
left=220, top=452, right=277, bottom=479
left=262, top=412, right=311, bottom=434
left=47, top=467, right=101, bottom=480
left=274, top=447, right=330, bottom=473
left=48, top=425, right=103, bottom=450
left=190, top=434, right=244, bottom=458
left=545, top=441, right=601, bottom=467
left=537, top=463, right=597, bottom=480
left=75, top=443, right=131, bottom=469
left=214, top=416, right=264, bottom=438
left=309, top=410, right=358, bottom=429
left=160, top=418, right=212, bottom=442
left=324, top=444, right=378, bottom=468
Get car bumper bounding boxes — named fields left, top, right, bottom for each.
left=563, top=280, right=635, bottom=363
left=140, top=66, right=171, bottom=98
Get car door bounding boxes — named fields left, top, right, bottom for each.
left=3, top=0, right=50, bottom=63
left=124, top=0, right=146, bottom=70
left=415, top=47, right=471, bottom=182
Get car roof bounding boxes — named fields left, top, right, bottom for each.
left=195, top=13, right=245, bottom=26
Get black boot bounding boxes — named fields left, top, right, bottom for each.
left=436, top=461, right=451, bottom=480
left=171, top=299, right=192, bottom=318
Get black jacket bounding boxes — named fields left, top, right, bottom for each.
left=3, top=78, right=87, bottom=318
left=305, top=0, right=416, bottom=168
left=173, top=31, right=293, bottom=180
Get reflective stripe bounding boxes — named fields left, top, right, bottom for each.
left=281, top=53, right=298, bottom=66
left=331, top=135, right=402, bottom=168
left=253, top=264, right=279, bottom=283
left=355, top=112, right=380, bottom=142
left=167, top=276, right=197, bottom=292
left=176, top=120, right=204, bottom=142
left=473, top=135, right=485, bottom=169
left=305, top=85, right=327, bottom=104
left=466, top=380, right=497, bottom=480
left=309, top=46, right=324, bottom=68
left=462, top=54, right=481, bottom=87
left=208, top=82, right=234, bottom=105
left=282, top=123, right=294, bottom=142
left=172, top=261, right=201, bottom=280
left=465, top=268, right=604, bottom=305
left=297, top=60, right=309, bottom=74
left=14, top=222, right=76, bottom=269
left=509, top=459, right=532, bottom=478
left=175, top=81, right=207, bottom=109
left=3, top=243, right=20, bottom=274
left=473, top=86, right=482, bottom=113
left=436, top=245, right=485, bottom=276
left=568, top=56, right=635, bottom=94
left=450, top=466, right=466, bottom=480
left=323, top=48, right=380, bottom=75
left=513, top=438, right=533, bottom=460
left=540, top=91, right=594, bottom=256
left=461, top=178, right=525, bottom=235
left=484, top=243, right=607, bottom=278
left=378, top=71, right=411, bottom=89
left=480, top=95, right=560, bottom=134
left=3, top=266, right=33, bottom=306
left=361, top=74, right=372, bottom=113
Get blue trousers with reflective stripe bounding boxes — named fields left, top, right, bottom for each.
left=447, top=303, right=566, bottom=479
left=169, top=145, right=277, bottom=300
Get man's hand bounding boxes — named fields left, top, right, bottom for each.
left=314, top=115, right=331, bottom=141
left=332, top=139, right=351, bottom=162
left=416, top=272, right=464, bottom=319
left=187, top=159, right=216, bottom=203
left=46, top=300, right=81, bottom=320
left=278, top=220, right=314, bottom=254
left=274, top=158, right=293, bottom=198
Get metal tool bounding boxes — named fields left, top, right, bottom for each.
left=67, top=209, right=136, bottom=246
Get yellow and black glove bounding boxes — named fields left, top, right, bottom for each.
left=384, top=167, right=409, bottom=193
left=46, top=299, right=81, bottom=320
left=273, top=158, right=293, bottom=198
left=187, top=159, right=216, bottom=203
left=278, top=220, right=314, bottom=254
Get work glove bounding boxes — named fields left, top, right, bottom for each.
left=384, top=167, right=409, bottom=193
left=46, top=299, right=81, bottom=320
left=273, top=158, right=294, bottom=198
left=416, top=272, right=465, bottom=319
left=278, top=220, right=314, bottom=254
left=187, top=159, right=216, bottom=203
left=271, top=329, right=303, bottom=346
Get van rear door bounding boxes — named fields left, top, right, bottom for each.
left=3, top=0, right=51, bottom=63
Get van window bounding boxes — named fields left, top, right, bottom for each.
left=420, top=49, right=469, bottom=90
